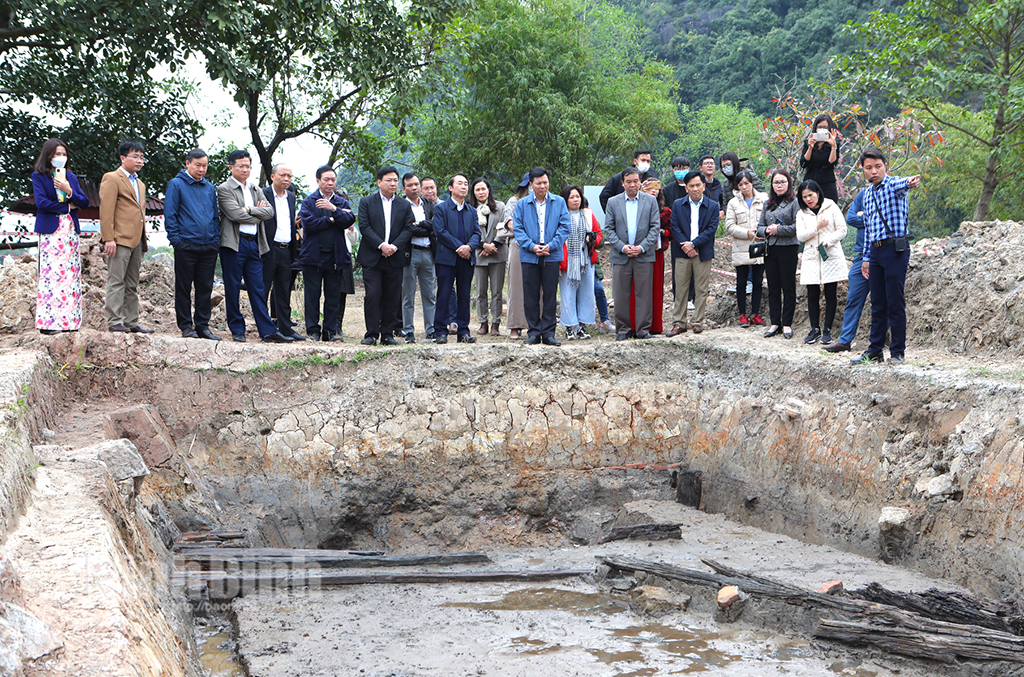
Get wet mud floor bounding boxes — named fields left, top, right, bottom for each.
left=227, top=501, right=957, bottom=677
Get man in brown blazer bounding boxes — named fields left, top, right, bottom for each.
left=216, top=149, right=293, bottom=343
left=99, top=140, right=152, bottom=333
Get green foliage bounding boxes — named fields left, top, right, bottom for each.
left=412, top=0, right=678, bottom=195
left=839, top=0, right=1024, bottom=220
left=911, top=103, right=1024, bottom=237
left=200, top=0, right=466, bottom=187
left=655, top=0, right=885, bottom=116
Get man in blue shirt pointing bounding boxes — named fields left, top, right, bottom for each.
left=851, top=148, right=921, bottom=365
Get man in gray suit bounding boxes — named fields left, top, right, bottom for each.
left=602, top=167, right=661, bottom=341
left=217, top=149, right=293, bottom=343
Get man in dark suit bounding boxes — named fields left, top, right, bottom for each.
left=512, top=167, right=571, bottom=346
left=357, top=166, right=414, bottom=345
left=602, top=167, right=662, bottom=341
left=431, top=174, right=481, bottom=344
left=667, top=170, right=719, bottom=335
left=261, top=163, right=304, bottom=340
left=400, top=173, right=436, bottom=343
left=599, top=149, right=654, bottom=211
left=299, top=165, right=356, bottom=342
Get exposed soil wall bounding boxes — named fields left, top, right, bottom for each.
left=51, top=334, right=1024, bottom=601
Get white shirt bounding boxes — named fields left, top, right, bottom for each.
left=380, top=192, right=395, bottom=249
left=407, top=197, right=429, bottom=248
left=273, top=190, right=291, bottom=244
left=230, top=176, right=257, bottom=235
left=119, top=166, right=141, bottom=204
left=688, top=199, right=701, bottom=242
left=535, top=197, right=548, bottom=244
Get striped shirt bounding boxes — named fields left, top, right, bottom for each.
left=863, top=174, right=912, bottom=263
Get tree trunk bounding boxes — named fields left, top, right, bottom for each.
left=974, top=149, right=1000, bottom=221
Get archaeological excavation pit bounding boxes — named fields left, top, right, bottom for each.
left=4, top=334, right=1024, bottom=676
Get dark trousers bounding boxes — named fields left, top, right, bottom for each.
left=868, top=243, right=910, bottom=356
left=594, top=275, right=608, bottom=322
left=302, top=265, right=342, bottom=338
left=764, top=244, right=798, bottom=326
left=521, top=258, right=560, bottom=339
left=434, top=258, right=474, bottom=337
left=363, top=263, right=403, bottom=340
left=838, top=252, right=870, bottom=344
left=263, top=244, right=295, bottom=333
left=807, top=282, right=838, bottom=330
left=220, top=240, right=276, bottom=337
left=173, top=245, right=218, bottom=331
left=735, top=264, right=764, bottom=317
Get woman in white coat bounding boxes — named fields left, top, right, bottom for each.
left=725, top=171, right=767, bottom=328
left=796, top=180, right=848, bottom=346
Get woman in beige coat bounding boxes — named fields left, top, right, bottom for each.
left=796, top=179, right=848, bottom=346
left=503, top=175, right=531, bottom=338
left=725, top=171, right=767, bottom=328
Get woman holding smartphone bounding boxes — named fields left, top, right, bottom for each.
left=757, top=169, right=800, bottom=339
left=800, top=113, right=841, bottom=203
left=31, top=138, right=88, bottom=334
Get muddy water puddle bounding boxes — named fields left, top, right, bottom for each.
left=232, top=581, right=906, bottom=676
left=195, top=617, right=244, bottom=677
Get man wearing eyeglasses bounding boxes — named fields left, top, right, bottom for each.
left=99, top=140, right=154, bottom=333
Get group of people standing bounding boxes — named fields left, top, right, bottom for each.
left=29, top=120, right=919, bottom=362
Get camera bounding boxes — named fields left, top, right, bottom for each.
left=814, top=129, right=830, bottom=142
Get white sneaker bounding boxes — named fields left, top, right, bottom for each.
left=577, top=325, right=592, bottom=340
left=746, top=280, right=753, bottom=295
left=600, top=319, right=614, bottom=333
left=565, top=327, right=577, bottom=340
left=687, top=301, right=695, bottom=311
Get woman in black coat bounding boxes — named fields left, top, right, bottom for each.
left=799, top=113, right=841, bottom=203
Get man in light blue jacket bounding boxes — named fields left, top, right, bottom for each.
left=513, top=167, right=571, bottom=345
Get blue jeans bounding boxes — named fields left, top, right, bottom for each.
left=838, top=252, right=870, bottom=345
left=559, top=264, right=596, bottom=326
left=220, top=239, right=276, bottom=337
left=867, top=244, right=910, bottom=356
left=594, top=275, right=608, bottom=322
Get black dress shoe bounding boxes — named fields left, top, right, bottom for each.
left=635, top=330, right=651, bottom=339
left=524, top=335, right=541, bottom=345
left=329, top=334, right=345, bottom=342
left=181, top=327, right=199, bottom=339
left=232, top=333, right=247, bottom=342
left=360, top=337, right=376, bottom=346
left=615, top=332, right=630, bottom=341
left=284, top=331, right=307, bottom=341
left=457, top=334, right=476, bottom=343
left=381, top=336, right=398, bottom=346
left=763, top=326, right=781, bottom=338
left=129, top=324, right=155, bottom=334
left=109, top=323, right=130, bottom=333
left=541, top=336, right=561, bottom=346
left=262, top=331, right=294, bottom=343
left=196, top=327, right=221, bottom=341
left=433, top=335, right=448, bottom=344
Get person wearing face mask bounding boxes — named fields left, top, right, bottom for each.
left=800, top=114, right=841, bottom=203
left=698, top=155, right=725, bottom=221
left=31, top=138, right=89, bottom=335
left=599, top=149, right=654, bottom=211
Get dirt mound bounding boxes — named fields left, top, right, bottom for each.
left=907, top=220, right=1024, bottom=355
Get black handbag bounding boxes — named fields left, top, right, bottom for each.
left=749, top=240, right=767, bottom=258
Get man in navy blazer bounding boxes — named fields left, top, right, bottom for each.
left=667, top=170, right=718, bottom=335
left=513, top=167, right=571, bottom=345
left=357, top=166, right=414, bottom=345
left=431, top=174, right=481, bottom=343
left=261, top=164, right=304, bottom=340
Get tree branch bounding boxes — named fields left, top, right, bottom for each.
left=916, top=101, right=994, bottom=147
